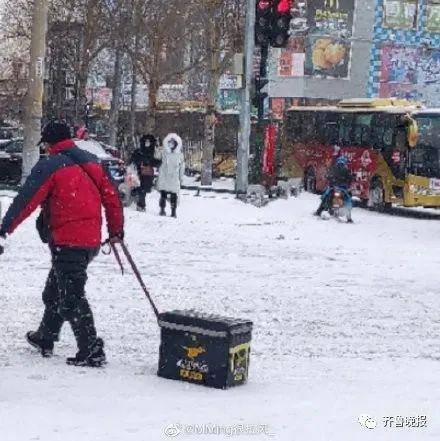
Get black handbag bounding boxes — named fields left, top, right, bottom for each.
left=36, top=206, right=50, bottom=243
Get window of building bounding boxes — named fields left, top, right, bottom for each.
left=426, top=0, right=440, bottom=31
left=383, top=0, right=418, bottom=29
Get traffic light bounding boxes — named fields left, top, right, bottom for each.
left=255, top=0, right=293, bottom=48
left=271, top=0, right=292, bottom=48
left=255, top=0, right=273, bottom=46
left=252, top=76, right=269, bottom=119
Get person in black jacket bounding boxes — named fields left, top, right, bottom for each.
left=130, top=134, right=161, bottom=211
left=315, top=156, right=354, bottom=221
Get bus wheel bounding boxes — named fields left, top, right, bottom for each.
left=304, top=168, right=316, bottom=194
left=368, top=178, right=391, bottom=212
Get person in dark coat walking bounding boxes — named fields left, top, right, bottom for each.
left=0, top=121, right=124, bottom=367
left=130, top=134, right=161, bottom=212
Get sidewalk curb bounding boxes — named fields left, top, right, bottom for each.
left=181, top=185, right=238, bottom=195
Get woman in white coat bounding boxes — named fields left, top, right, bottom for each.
left=156, top=133, right=185, bottom=217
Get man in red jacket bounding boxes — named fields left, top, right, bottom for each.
left=0, top=121, right=124, bottom=367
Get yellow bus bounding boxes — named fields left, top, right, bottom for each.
left=280, top=98, right=440, bottom=209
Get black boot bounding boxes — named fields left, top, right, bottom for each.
left=66, top=337, right=106, bottom=367
left=26, top=331, right=54, bottom=357
left=314, top=199, right=327, bottom=216
left=314, top=206, right=324, bottom=216
left=159, top=191, right=167, bottom=216
left=171, top=207, right=177, bottom=218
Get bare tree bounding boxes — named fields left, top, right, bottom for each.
left=199, top=0, right=244, bottom=185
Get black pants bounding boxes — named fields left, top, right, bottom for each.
left=38, top=247, right=99, bottom=352
left=159, top=191, right=177, bottom=210
left=137, top=176, right=154, bottom=209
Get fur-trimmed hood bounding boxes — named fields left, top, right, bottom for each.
left=140, top=133, right=157, bottom=151
left=163, top=133, right=183, bottom=153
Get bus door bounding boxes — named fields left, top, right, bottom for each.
left=350, top=113, right=377, bottom=198
left=373, top=113, right=405, bottom=175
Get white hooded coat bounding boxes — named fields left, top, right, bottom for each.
left=156, top=133, right=185, bottom=195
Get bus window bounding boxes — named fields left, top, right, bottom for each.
left=338, top=113, right=353, bottom=146
left=408, top=115, right=440, bottom=178
left=371, top=114, right=395, bottom=151
left=285, top=112, right=302, bottom=142
left=353, top=114, right=373, bottom=147
left=322, top=112, right=339, bottom=145
left=302, top=111, right=318, bottom=142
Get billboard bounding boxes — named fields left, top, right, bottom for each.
left=382, top=0, right=417, bottom=29
left=304, top=0, right=354, bottom=78
left=278, top=37, right=306, bottom=77
left=427, top=0, right=440, bottom=31
left=379, top=44, right=440, bottom=106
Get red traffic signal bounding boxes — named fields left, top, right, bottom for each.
left=277, top=0, right=291, bottom=14
left=257, top=0, right=272, bottom=10
left=255, top=0, right=293, bottom=48
left=271, top=0, right=292, bottom=48
left=255, top=0, right=274, bottom=46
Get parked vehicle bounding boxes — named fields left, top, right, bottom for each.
left=0, top=139, right=124, bottom=186
left=0, top=139, right=26, bottom=184
left=0, top=126, right=21, bottom=146
left=72, top=140, right=125, bottom=184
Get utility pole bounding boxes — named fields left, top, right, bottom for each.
left=108, top=47, right=123, bottom=147
left=22, top=0, right=48, bottom=183
left=236, top=0, right=256, bottom=194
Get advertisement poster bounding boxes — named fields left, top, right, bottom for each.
left=383, top=0, right=417, bottom=29
left=219, top=74, right=242, bottom=90
left=304, top=0, right=354, bottom=78
left=427, top=0, right=440, bottom=31
left=218, top=89, right=240, bottom=112
left=270, top=98, right=286, bottom=120
left=262, top=124, right=278, bottom=176
left=379, top=45, right=440, bottom=104
left=418, top=49, right=440, bottom=85
left=380, top=45, right=419, bottom=84
left=278, top=37, right=306, bottom=76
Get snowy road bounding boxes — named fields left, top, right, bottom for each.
left=1, top=190, right=440, bottom=440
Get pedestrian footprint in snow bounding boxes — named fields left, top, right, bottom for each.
left=0, top=121, right=124, bottom=367
left=155, top=133, right=185, bottom=218
left=130, top=133, right=161, bottom=212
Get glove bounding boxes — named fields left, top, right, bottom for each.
left=109, top=231, right=124, bottom=244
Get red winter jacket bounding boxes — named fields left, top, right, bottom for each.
left=0, top=139, right=124, bottom=248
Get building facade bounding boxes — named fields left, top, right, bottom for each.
left=367, top=0, right=440, bottom=106
left=268, top=0, right=376, bottom=117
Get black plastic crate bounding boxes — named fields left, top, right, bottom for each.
left=157, top=310, right=253, bottom=389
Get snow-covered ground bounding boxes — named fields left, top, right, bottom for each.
left=1, top=189, right=440, bottom=441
